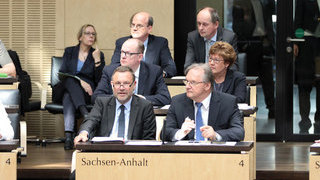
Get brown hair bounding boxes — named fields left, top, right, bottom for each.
left=209, top=41, right=236, bottom=67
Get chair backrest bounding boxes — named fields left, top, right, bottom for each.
left=238, top=53, right=247, bottom=75
left=0, top=89, right=20, bottom=139
left=51, top=56, right=63, bottom=87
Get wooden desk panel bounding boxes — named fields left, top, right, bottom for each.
left=76, top=152, right=249, bottom=180
left=309, top=145, right=320, bottom=180
left=76, top=141, right=252, bottom=180
left=0, top=152, right=17, bottom=180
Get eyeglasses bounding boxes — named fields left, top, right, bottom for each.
left=130, top=23, right=147, bottom=29
left=209, top=57, right=224, bottom=64
left=121, top=50, right=141, bottom=57
left=83, top=32, right=96, bottom=36
left=183, top=80, right=205, bottom=86
left=113, top=81, right=135, bottom=88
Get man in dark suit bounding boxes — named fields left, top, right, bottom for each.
left=74, top=66, right=156, bottom=142
left=232, top=0, right=275, bottom=119
left=110, top=12, right=177, bottom=78
left=165, top=63, right=244, bottom=142
left=92, top=38, right=171, bottom=106
left=293, top=0, right=320, bottom=133
left=184, top=7, right=238, bottom=70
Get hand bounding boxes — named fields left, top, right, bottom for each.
left=315, top=139, right=320, bottom=143
left=136, top=94, right=146, bottom=99
left=0, top=133, right=2, bottom=139
left=74, top=131, right=89, bottom=145
left=92, top=45, right=101, bottom=63
left=80, top=79, right=93, bottom=96
left=293, top=44, right=299, bottom=57
left=200, top=126, right=217, bottom=141
left=181, top=117, right=195, bottom=135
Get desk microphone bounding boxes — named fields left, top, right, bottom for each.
left=161, top=118, right=166, bottom=145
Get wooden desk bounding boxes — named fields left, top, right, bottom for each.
left=0, top=77, right=18, bottom=89
left=0, top=141, right=19, bottom=180
left=76, top=141, right=253, bottom=180
left=309, top=144, right=320, bottom=180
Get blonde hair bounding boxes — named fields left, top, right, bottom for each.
left=77, top=24, right=97, bottom=43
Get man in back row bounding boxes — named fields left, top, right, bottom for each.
left=184, top=7, right=238, bottom=70
left=92, top=38, right=171, bottom=106
left=111, top=11, right=177, bottom=78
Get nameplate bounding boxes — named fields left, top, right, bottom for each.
left=76, top=152, right=249, bottom=180
left=0, top=152, right=17, bottom=180
left=310, top=154, right=320, bottom=180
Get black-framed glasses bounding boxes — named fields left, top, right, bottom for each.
left=130, top=23, right=147, bottom=29
left=209, top=57, right=224, bottom=64
left=183, top=80, right=205, bottom=86
left=120, top=50, right=141, bottom=57
left=113, top=81, right=135, bottom=88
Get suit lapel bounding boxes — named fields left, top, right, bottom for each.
left=184, top=96, right=196, bottom=139
left=71, top=45, right=80, bottom=74
left=144, top=35, right=154, bottom=64
left=197, top=33, right=206, bottom=63
left=127, top=96, right=139, bottom=139
left=105, top=97, right=116, bottom=136
left=138, top=62, right=147, bottom=95
left=222, top=69, right=232, bottom=93
left=216, top=26, right=224, bottom=41
left=208, top=92, right=221, bottom=128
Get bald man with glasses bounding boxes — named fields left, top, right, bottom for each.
left=92, top=38, right=171, bottom=106
left=110, top=11, right=177, bottom=78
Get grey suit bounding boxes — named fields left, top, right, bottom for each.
left=79, top=95, right=156, bottom=140
left=165, top=91, right=244, bottom=141
left=184, top=27, right=239, bottom=70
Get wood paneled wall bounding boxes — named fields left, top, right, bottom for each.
left=0, top=0, right=173, bottom=138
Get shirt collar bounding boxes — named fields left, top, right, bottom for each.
left=134, top=64, right=140, bottom=79
left=143, top=37, right=149, bottom=48
left=116, top=96, right=133, bottom=111
left=194, top=92, right=212, bottom=110
left=204, top=33, right=217, bottom=44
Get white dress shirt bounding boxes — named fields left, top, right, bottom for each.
left=0, top=101, right=14, bottom=140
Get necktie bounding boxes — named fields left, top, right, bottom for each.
left=205, top=40, right=214, bottom=63
left=118, top=105, right=125, bottom=138
left=195, top=102, right=204, bottom=141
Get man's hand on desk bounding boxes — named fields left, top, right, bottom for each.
left=181, top=117, right=195, bottom=135
left=200, top=126, right=217, bottom=141
left=315, top=139, right=320, bottom=143
left=74, top=131, right=89, bottom=145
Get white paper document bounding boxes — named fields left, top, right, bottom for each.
left=311, top=143, right=320, bottom=147
left=175, top=141, right=237, bottom=146
left=126, top=140, right=163, bottom=146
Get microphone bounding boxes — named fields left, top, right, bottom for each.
left=161, top=118, right=166, bottom=145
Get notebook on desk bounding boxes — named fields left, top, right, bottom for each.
left=90, top=137, right=125, bottom=144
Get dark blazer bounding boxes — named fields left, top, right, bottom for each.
left=165, top=91, right=244, bottom=141
left=111, top=35, right=177, bottom=77
left=79, top=95, right=156, bottom=140
left=184, top=27, right=239, bottom=70
left=221, top=69, right=247, bottom=103
left=295, top=0, right=320, bottom=33
left=59, top=45, right=105, bottom=90
left=92, top=61, right=171, bottom=106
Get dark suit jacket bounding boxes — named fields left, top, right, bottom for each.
left=59, top=45, right=105, bottom=90
left=221, top=69, right=247, bottom=103
left=165, top=91, right=244, bottom=141
left=184, top=27, right=239, bottom=70
left=111, top=35, right=177, bottom=77
left=79, top=95, right=156, bottom=140
left=92, top=61, right=171, bottom=106
left=232, top=0, right=275, bottom=53
left=295, top=0, right=320, bottom=33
